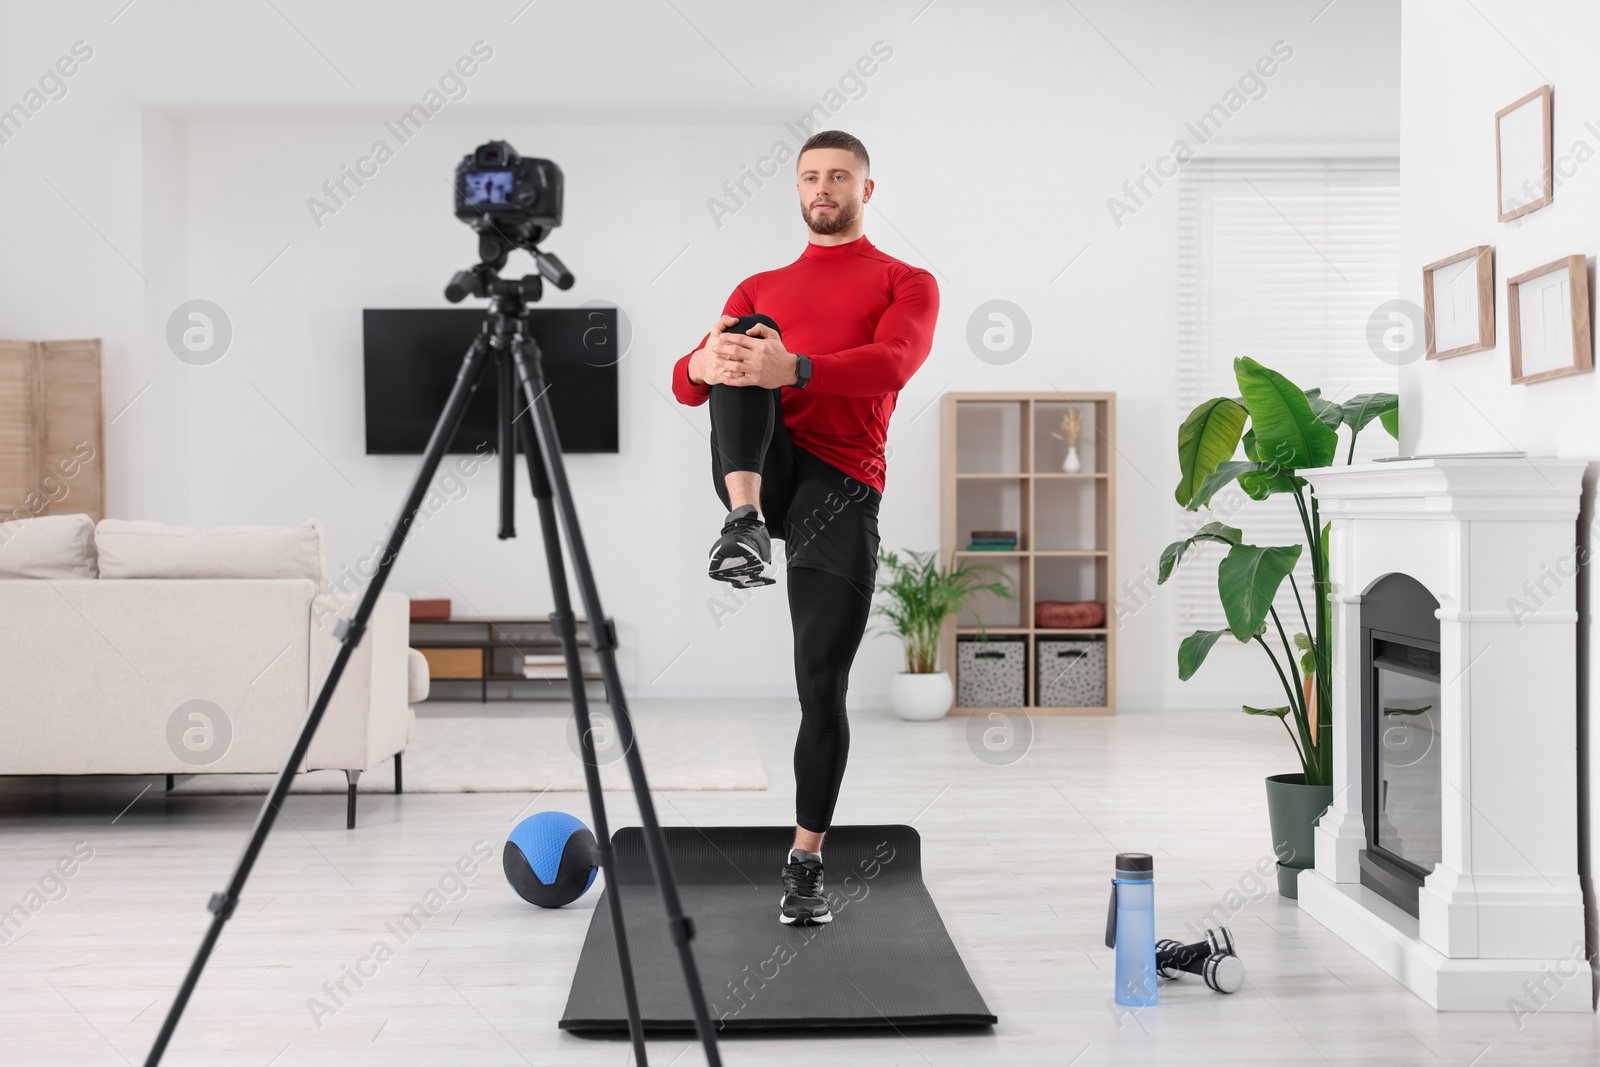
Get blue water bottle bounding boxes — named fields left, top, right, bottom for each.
left=1105, top=852, right=1157, bottom=1006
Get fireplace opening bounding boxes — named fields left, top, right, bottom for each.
left=1359, top=573, right=1441, bottom=917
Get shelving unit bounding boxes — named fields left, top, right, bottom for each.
left=940, top=392, right=1116, bottom=716
left=410, top=616, right=605, bottom=702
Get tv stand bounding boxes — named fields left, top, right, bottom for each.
left=409, top=615, right=605, bottom=702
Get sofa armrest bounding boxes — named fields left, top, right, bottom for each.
left=305, top=591, right=413, bottom=773
left=407, top=647, right=431, bottom=704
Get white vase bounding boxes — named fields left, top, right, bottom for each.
left=890, top=671, right=953, bottom=721
left=1062, top=446, right=1082, bottom=473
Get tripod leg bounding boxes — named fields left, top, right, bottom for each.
left=510, top=334, right=723, bottom=1067
left=142, top=335, right=496, bottom=1067
left=515, top=404, right=651, bottom=1067
left=498, top=345, right=517, bottom=540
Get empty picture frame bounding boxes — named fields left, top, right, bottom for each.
left=1496, top=85, right=1553, bottom=222
left=1423, top=246, right=1494, bottom=358
left=1507, top=255, right=1592, bottom=384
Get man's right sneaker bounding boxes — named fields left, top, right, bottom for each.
left=708, top=504, right=773, bottom=587
left=779, top=849, right=832, bottom=925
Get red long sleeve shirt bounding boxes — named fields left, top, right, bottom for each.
left=671, top=235, right=939, bottom=493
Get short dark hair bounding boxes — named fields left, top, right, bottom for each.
left=798, top=130, right=869, bottom=178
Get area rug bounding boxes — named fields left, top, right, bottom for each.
left=169, top=713, right=768, bottom=795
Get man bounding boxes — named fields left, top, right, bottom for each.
left=671, top=130, right=939, bottom=925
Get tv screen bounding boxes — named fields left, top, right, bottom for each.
left=363, top=308, right=619, bottom=454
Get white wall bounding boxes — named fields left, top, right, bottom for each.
left=0, top=0, right=1398, bottom=706
left=1398, top=0, right=1600, bottom=985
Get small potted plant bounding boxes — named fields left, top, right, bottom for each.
left=873, top=548, right=1014, bottom=721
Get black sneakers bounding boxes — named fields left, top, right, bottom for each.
left=780, top=848, right=832, bottom=925
left=709, top=504, right=774, bottom=587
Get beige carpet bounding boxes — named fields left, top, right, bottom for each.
left=169, top=712, right=769, bottom=795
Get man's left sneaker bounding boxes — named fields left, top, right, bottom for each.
left=779, top=848, right=832, bottom=925
left=708, top=504, right=774, bottom=587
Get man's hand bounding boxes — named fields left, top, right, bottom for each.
left=713, top=322, right=798, bottom=388
left=687, top=315, right=738, bottom=385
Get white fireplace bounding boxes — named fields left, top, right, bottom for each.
left=1297, top=456, right=1590, bottom=1011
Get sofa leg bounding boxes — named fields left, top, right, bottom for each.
left=393, top=752, right=403, bottom=795
left=345, top=769, right=361, bottom=829
left=166, top=774, right=175, bottom=792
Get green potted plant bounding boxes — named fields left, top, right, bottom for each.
left=874, top=548, right=1014, bottom=721
left=1160, top=356, right=1397, bottom=897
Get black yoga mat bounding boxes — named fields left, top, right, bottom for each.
left=560, top=824, right=996, bottom=1032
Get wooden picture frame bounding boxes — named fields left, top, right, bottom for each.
left=1496, top=85, right=1553, bottom=222
left=1507, top=255, right=1592, bottom=384
left=1423, top=246, right=1495, bottom=359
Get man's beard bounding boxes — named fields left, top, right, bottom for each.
left=803, top=196, right=859, bottom=236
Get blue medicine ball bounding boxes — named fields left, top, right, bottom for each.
left=504, top=811, right=598, bottom=908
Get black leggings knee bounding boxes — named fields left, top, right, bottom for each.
left=709, top=383, right=778, bottom=475
left=789, top=566, right=874, bottom=834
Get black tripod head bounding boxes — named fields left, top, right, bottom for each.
left=444, top=244, right=574, bottom=309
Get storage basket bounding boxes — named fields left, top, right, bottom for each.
left=956, top=635, right=1027, bottom=708
left=1037, top=638, right=1107, bottom=708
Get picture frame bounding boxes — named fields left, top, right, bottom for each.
left=1496, top=85, right=1553, bottom=222
left=1507, top=255, right=1592, bottom=384
left=1422, top=245, right=1494, bottom=359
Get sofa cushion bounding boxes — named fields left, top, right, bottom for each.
left=96, top=519, right=324, bottom=584
left=0, top=513, right=98, bottom=578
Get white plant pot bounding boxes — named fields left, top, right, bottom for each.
left=890, top=671, right=954, bottom=721
left=1062, top=446, right=1082, bottom=473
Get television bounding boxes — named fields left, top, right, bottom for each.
left=363, top=308, right=619, bottom=455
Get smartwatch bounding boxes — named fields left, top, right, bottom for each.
left=791, top=353, right=813, bottom=390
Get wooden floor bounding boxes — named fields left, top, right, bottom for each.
left=2, top=700, right=1597, bottom=1066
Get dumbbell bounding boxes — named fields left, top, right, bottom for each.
left=1155, top=926, right=1244, bottom=993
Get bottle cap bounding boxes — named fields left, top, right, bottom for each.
left=1115, top=853, right=1153, bottom=880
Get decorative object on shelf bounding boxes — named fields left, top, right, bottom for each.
left=965, top=528, right=1018, bottom=551
left=523, top=654, right=566, bottom=679
left=873, top=547, right=1013, bottom=721
left=1035, top=600, right=1106, bottom=629
left=1422, top=246, right=1494, bottom=359
left=956, top=635, right=1027, bottom=709
left=1051, top=408, right=1084, bottom=472
left=0, top=338, right=105, bottom=523
left=1507, top=255, right=1593, bottom=385
left=1037, top=638, right=1106, bottom=707
left=1162, top=357, right=1398, bottom=895
left=409, top=597, right=451, bottom=620
left=1495, top=84, right=1553, bottom=222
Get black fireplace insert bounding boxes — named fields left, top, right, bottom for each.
left=1359, top=572, right=1442, bottom=917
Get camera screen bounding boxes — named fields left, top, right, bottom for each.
left=462, top=170, right=515, bottom=206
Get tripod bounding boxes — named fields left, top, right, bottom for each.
left=144, top=246, right=723, bottom=1067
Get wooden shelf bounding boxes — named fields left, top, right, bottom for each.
left=942, top=392, right=1117, bottom=714
left=956, top=471, right=1110, bottom=479
left=955, top=627, right=1109, bottom=635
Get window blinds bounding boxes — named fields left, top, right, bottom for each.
left=1173, top=157, right=1400, bottom=634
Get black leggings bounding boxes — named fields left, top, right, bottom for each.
left=708, top=378, right=875, bottom=834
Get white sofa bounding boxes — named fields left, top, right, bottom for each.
left=0, top=514, right=428, bottom=827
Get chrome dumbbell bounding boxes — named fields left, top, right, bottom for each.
left=1155, top=926, right=1244, bottom=993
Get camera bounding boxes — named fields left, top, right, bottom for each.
left=454, top=140, right=564, bottom=249
left=448, top=140, right=573, bottom=302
